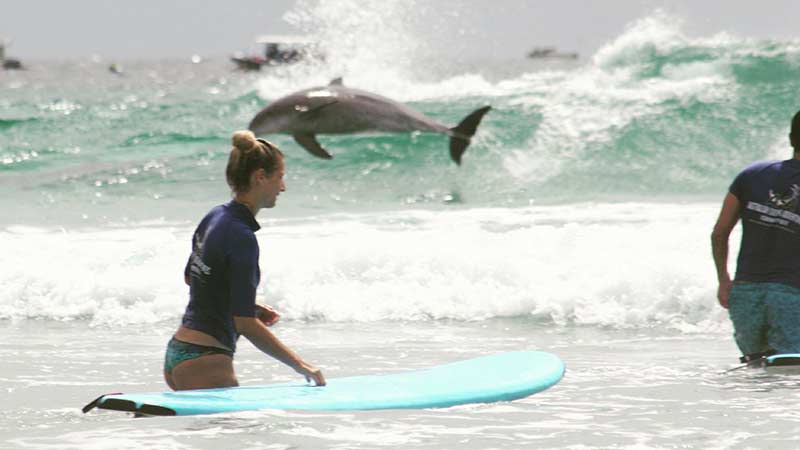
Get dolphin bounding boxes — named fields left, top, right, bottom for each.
left=248, top=78, right=491, bottom=165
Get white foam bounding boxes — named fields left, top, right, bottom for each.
left=251, top=10, right=781, bottom=192
left=255, top=69, right=503, bottom=105
left=252, top=0, right=514, bottom=102
left=500, top=14, right=745, bottom=183
left=0, top=203, right=735, bottom=332
left=0, top=225, right=188, bottom=325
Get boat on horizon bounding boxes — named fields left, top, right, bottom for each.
left=0, top=37, right=24, bottom=70
left=231, top=34, right=320, bottom=71
left=526, top=46, right=578, bottom=60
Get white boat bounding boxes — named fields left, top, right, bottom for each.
left=231, top=34, right=319, bottom=71
left=0, top=36, right=24, bottom=70
left=527, top=46, right=578, bottom=60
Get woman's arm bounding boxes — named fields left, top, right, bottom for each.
left=234, top=316, right=326, bottom=386
left=255, top=304, right=280, bottom=326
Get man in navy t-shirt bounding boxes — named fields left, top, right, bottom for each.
left=712, top=110, right=800, bottom=360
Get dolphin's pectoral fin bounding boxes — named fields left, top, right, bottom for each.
left=328, top=77, right=343, bottom=86
left=294, top=134, right=333, bottom=159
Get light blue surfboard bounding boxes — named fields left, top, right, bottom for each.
left=764, top=353, right=800, bottom=374
left=83, top=351, right=565, bottom=416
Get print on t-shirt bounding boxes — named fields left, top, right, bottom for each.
left=189, top=230, right=212, bottom=278
left=746, top=183, right=800, bottom=233
left=768, top=184, right=800, bottom=210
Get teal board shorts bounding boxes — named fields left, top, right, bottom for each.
left=728, top=282, right=800, bottom=356
left=164, top=337, right=234, bottom=375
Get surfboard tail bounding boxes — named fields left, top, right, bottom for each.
left=449, top=106, right=491, bottom=165
left=82, top=393, right=177, bottom=416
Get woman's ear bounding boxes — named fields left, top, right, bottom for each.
left=252, top=168, right=267, bottom=184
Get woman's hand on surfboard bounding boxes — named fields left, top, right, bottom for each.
left=295, top=362, right=326, bottom=386
left=256, top=304, right=280, bottom=326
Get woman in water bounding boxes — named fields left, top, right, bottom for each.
left=164, top=130, right=325, bottom=390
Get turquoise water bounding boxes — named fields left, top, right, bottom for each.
left=3, top=16, right=799, bottom=226
left=4, top=10, right=800, bottom=450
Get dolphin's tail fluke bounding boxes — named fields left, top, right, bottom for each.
left=449, top=106, right=491, bottom=165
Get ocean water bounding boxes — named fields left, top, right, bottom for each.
left=3, top=5, right=800, bottom=450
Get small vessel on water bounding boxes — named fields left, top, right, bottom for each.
left=231, top=34, right=319, bottom=71
left=108, top=63, right=123, bottom=75
left=0, top=37, right=24, bottom=70
left=527, top=46, right=578, bottom=60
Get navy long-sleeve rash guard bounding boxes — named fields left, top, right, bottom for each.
left=182, top=201, right=261, bottom=351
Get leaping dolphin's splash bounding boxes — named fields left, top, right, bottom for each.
left=248, top=78, right=491, bottom=165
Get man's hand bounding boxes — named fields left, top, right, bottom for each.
left=711, top=193, right=741, bottom=310
left=256, top=304, right=280, bottom=327
left=717, top=279, right=732, bottom=309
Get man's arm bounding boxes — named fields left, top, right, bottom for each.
left=711, top=192, right=742, bottom=309
left=184, top=257, right=191, bottom=286
left=233, top=316, right=326, bottom=386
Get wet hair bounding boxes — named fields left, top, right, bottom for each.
left=792, top=110, right=800, bottom=151
left=225, top=130, right=284, bottom=194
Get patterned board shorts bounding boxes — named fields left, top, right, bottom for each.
left=728, top=282, right=800, bottom=356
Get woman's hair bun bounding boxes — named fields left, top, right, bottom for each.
left=231, top=130, right=259, bottom=151
left=226, top=129, right=283, bottom=194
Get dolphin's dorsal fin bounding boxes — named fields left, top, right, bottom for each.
left=329, top=77, right=343, bottom=86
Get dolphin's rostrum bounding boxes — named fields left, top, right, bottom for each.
left=248, top=78, right=491, bottom=165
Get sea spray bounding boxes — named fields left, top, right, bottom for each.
left=0, top=204, right=731, bottom=332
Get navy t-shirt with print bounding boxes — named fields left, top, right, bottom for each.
left=729, top=159, right=800, bottom=288
left=182, top=201, right=261, bottom=351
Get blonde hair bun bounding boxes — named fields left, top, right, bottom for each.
left=231, top=130, right=259, bottom=151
